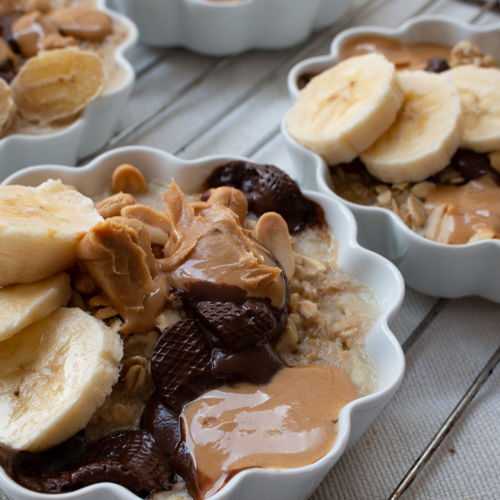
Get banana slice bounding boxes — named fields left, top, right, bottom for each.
left=287, top=53, right=404, bottom=165
left=11, top=46, right=104, bottom=123
left=0, top=77, right=16, bottom=137
left=0, top=307, right=123, bottom=452
left=360, top=70, right=462, bottom=183
left=0, top=179, right=102, bottom=287
left=0, top=273, right=70, bottom=342
left=445, top=65, right=500, bottom=152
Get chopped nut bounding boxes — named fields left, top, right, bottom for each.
left=376, top=190, right=392, bottom=205
left=94, top=306, right=118, bottom=320
left=123, top=363, right=147, bottom=396
left=393, top=182, right=409, bottom=191
left=450, top=40, right=495, bottom=68
left=42, top=33, right=77, bottom=51
left=406, top=194, right=426, bottom=227
left=111, top=164, right=148, bottom=194
left=88, top=294, right=110, bottom=308
left=47, top=7, right=112, bottom=43
left=121, top=204, right=172, bottom=246
left=254, top=211, right=295, bottom=280
left=12, top=10, right=58, bottom=58
left=205, top=186, right=248, bottom=224
left=468, top=226, right=496, bottom=243
left=122, top=355, right=148, bottom=371
left=96, top=192, right=137, bottom=219
left=411, top=181, right=436, bottom=199
left=374, top=184, right=390, bottom=195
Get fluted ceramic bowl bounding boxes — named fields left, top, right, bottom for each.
left=0, top=0, right=138, bottom=181
left=282, top=15, right=500, bottom=301
left=108, top=0, right=350, bottom=55
left=0, top=146, right=405, bottom=500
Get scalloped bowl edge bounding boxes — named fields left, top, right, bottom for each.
left=0, top=145, right=405, bottom=500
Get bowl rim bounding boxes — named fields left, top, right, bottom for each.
left=284, top=14, right=500, bottom=252
left=0, top=145, right=405, bottom=500
left=0, top=0, right=138, bottom=149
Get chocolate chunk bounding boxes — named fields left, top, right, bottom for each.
left=205, top=161, right=322, bottom=233
left=211, top=343, right=283, bottom=385
left=449, top=149, right=500, bottom=185
left=68, top=430, right=173, bottom=496
left=192, top=299, right=279, bottom=351
left=424, top=57, right=450, bottom=73
left=151, top=319, right=213, bottom=409
left=5, top=431, right=173, bottom=498
left=142, top=397, right=199, bottom=497
left=297, top=71, right=318, bottom=89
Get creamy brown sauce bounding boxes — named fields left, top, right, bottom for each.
left=181, top=365, right=359, bottom=498
left=425, top=175, right=500, bottom=244
left=339, top=34, right=451, bottom=70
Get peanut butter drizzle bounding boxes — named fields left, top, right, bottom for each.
left=425, top=175, right=500, bottom=244
left=160, top=182, right=286, bottom=308
left=182, top=365, right=359, bottom=498
left=340, top=34, right=451, bottom=70
left=76, top=216, right=168, bottom=334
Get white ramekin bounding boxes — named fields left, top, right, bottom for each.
left=1, top=145, right=405, bottom=500
left=282, top=15, right=500, bottom=301
left=0, top=1, right=138, bottom=181
left=109, top=0, right=350, bottom=55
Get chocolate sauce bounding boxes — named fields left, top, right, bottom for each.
left=205, top=161, right=324, bottom=233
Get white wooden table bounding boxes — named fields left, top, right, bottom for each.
left=3, top=0, right=500, bottom=499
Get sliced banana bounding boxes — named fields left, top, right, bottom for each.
left=445, top=65, right=500, bottom=152
left=0, top=179, right=102, bottom=287
left=11, top=46, right=104, bottom=123
left=360, top=70, right=462, bottom=183
left=0, top=273, right=70, bottom=342
left=0, top=307, right=123, bottom=452
left=0, top=77, right=16, bottom=137
left=287, top=53, right=404, bottom=165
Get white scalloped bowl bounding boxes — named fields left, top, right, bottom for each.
left=282, top=15, right=500, bottom=301
left=0, top=1, right=138, bottom=181
left=109, top=0, right=350, bottom=55
left=0, top=146, right=404, bottom=500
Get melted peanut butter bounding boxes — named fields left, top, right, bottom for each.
left=160, top=182, right=286, bottom=308
left=425, top=175, right=500, bottom=244
left=340, top=34, right=451, bottom=70
left=76, top=216, right=168, bottom=334
left=182, top=365, right=359, bottom=498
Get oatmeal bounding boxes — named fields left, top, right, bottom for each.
left=0, top=0, right=130, bottom=138
left=289, top=40, right=500, bottom=245
left=0, top=161, right=378, bottom=499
